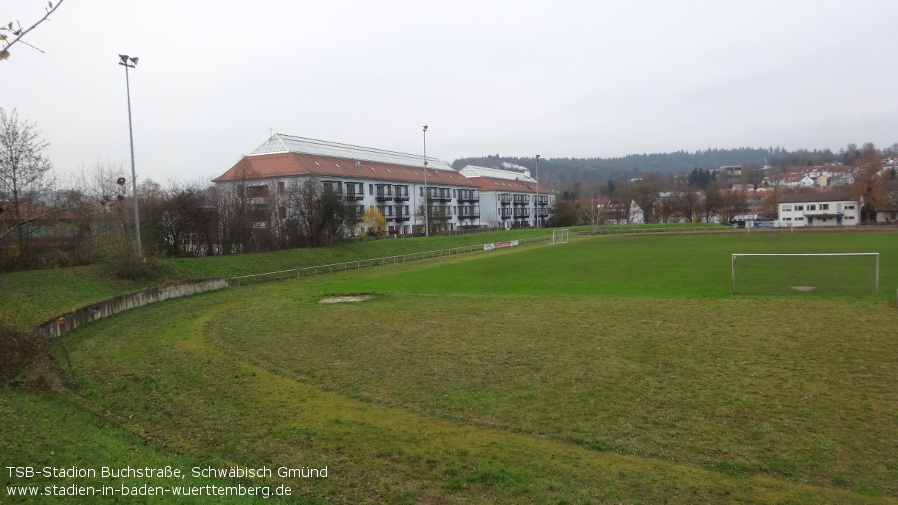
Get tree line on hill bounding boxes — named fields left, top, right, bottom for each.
left=452, top=143, right=898, bottom=192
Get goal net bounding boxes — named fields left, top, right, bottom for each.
left=731, top=253, right=879, bottom=297
left=551, top=229, right=570, bottom=245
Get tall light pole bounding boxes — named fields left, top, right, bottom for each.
left=423, top=125, right=429, bottom=237
left=534, top=154, right=540, bottom=227
left=119, top=54, right=142, bottom=255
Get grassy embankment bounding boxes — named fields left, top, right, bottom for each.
left=0, top=224, right=729, bottom=329
left=3, top=227, right=896, bottom=503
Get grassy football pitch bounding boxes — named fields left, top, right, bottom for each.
left=4, top=231, right=898, bottom=504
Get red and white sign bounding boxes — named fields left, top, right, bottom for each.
left=483, top=240, right=519, bottom=251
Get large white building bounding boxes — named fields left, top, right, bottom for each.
left=777, top=191, right=860, bottom=227
left=458, top=165, right=555, bottom=229
left=213, top=135, right=553, bottom=235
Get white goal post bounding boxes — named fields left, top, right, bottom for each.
left=731, top=253, right=880, bottom=296
left=551, top=229, right=570, bottom=245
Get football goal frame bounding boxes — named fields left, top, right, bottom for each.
left=551, top=229, right=570, bottom=245
left=731, top=253, right=879, bottom=296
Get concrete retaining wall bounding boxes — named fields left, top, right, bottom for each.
left=34, top=278, right=228, bottom=339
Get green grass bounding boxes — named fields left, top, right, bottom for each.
left=0, top=266, right=167, bottom=329
left=733, top=254, right=881, bottom=297
left=3, top=229, right=898, bottom=503
left=325, top=232, right=898, bottom=298
left=0, top=228, right=552, bottom=329
left=0, top=225, right=733, bottom=328
left=163, top=228, right=558, bottom=279
left=0, top=387, right=317, bottom=504
left=53, top=288, right=898, bottom=503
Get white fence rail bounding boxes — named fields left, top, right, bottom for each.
left=574, top=226, right=732, bottom=237
left=230, top=236, right=550, bottom=286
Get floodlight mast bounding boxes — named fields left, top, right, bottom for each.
left=423, top=125, right=429, bottom=237
left=119, top=54, right=142, bottom=256
left=534, top=154, right=540, bottom=227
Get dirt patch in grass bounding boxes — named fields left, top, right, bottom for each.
left=790, top=286, right=815, bottom=291
left=320, top=295, right=372, bottom=303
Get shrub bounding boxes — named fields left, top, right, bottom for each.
left=0, top=319, right=49, bottom=384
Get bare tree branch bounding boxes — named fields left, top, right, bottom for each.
left=1, top=0, right=65, bottom=61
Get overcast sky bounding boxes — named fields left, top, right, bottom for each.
left=4, top=0, right=898, bottom=185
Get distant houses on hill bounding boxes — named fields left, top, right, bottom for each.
left=761, top=164, right=857, bottom=189
left=591, top=156, right=897, bottom=228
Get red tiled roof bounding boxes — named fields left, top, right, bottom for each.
left=213, top=153, right=478, bottom=188
left=466, top=175, right=553, bottom=194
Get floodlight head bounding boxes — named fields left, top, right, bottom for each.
left=119, top=54, right=129, bottom=64
left=423, top=125, right=428, bottom=132
left=130, top=57, right=139, bottom=66
left=536, top=154, right=540, bottom=160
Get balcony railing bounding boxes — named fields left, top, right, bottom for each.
left=426, top=206, right=451, bottom=219
left=458, top=191, right=480, bottom=203
left=427, top=190, right=452, bottom=203
left=393, top=187, right=410, bottom=201
left=395, top=206, right=411, bottom=222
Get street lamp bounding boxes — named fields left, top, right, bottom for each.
left=534, top=154, right=540, bottom=227
left=119, top=54, right=142, bottom=255
left=423, top=125, right=429, bottom=237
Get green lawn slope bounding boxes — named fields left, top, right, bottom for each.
left=2, top=228, right=897, bottom=504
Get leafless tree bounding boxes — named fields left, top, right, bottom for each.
left=851, top=143, right=886, bottom=222
left=285, top=178, right=350, bottom=247
left=720, top=189, right=750, bottom=224
left=702, top=185, right=724, bottom=223
left=0, top=108, right=55, bottom=265
left=632, top=174, right=660, bottom=224
left=674, top=188, right=702, bottom=223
